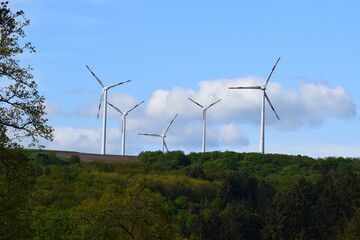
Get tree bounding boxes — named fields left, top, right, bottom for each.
left=284, top=177, right=316, bottom=240
left=262, top=178, right=316, bottom=240
left=336, top=209, right=360, bottom=240
left=0, top=147, right=34, bottom=239
left=196, top=207, right=223, bottom=240
left=312, top=175, right=345, bottom=240
left=31, top=206, right=78, bottom=240
left=0, top=1, right=53, bottom=148
left=0, top=5, right=52, bottom=230
left=75, top=184, right=175, bottom=240
left=221, top=201, right=261, bottom=240
left=261, top=192, right=288, bottom=240
left=222, top=173, right=258, bottom=204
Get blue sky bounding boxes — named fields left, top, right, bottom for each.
left=10, top=0, right=360, bottom=157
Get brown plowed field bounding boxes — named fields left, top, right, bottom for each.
left=53, top=151, right=140, bottom=163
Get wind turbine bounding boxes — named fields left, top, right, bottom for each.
left=138, top=114, right=178, bottom=153
left=86, top=65, right=131, bottom=155
left=229, top=57, right=281, bottom=154
left=188, top=98, right=222, bottom=153
left=108, top=101, right=144, bottom=156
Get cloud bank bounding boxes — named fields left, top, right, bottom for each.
left=45, top=77, right=356, bottom=155
left=145, top=77, right=356, bottom=129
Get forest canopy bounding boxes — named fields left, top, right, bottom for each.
left=1, top=150, right=360, bottom=239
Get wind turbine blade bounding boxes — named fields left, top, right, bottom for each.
left=126, top=100, right=145, bottom=114
left=264, top=57, right=281, bottom=87
left=229, top=86, right=262, bottom=90
left=107, top=80, right=132, bottom=89
left=138, top=133, right=162, bottom=137
left=205, top=99, right=222, bottom=110
left=86, top=65, right=105, bottom=88
left=97, top=90, right=104, bottom=119
left=107, top=102, right=123, bottom=114
left=163, top=114, right=178, bottom=135
left=264, top=92, right=280, bottom=120
left=188, top=97, right=204, bottom=108
left=164, top=140, right=169, bottom=152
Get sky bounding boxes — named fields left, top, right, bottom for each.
left=9, top=0, right=360, bottom=157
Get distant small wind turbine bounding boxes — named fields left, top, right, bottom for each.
left=138, top=114, right=178, bottom=153
left=229, top=57, right=281, bottom=154
left=108, top=101, right=144, bottom=156
left=188, top=98, right=222, bottom=153
left=86, top=65, right=131, bottom=155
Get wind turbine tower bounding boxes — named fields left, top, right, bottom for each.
left=229, top=57, right=281, bottom=154
left=138, top=114, right=178, bottom=153
left=108, top=101, right=144, bottom=155
left=188, top=98, right=222, bottom=153
left=86, top=65, right=131, bottom=155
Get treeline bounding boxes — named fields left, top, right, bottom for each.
left=1, top=149, right=360, bottom=239
left=140, top=151, right=360, bottom=189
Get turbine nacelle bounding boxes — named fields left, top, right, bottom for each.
left=107, top=100, right=144, bottom=155
left=188, top=97, right=221, bottom=152
left=138, top=113, right=178, bottom=153
left=86, top=64, right=131, bottom=155
left=228, top=57, right=281, bottom=154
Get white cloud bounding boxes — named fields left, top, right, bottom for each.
left=300, top=82, right=355, bottom=121
left=265, top=81, right=357, bottom=129
left=146, top=87, right=195, bottom=118
left=143, top=77, right=356, bottom=130
left=46, top=126, right=101, bottom=153
left=218, top=124, right=249, bottom=146
left=44, top=77, right=357, bottom=155
left=44, top=126, right=132, bottom=154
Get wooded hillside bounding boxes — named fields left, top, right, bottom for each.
left=1, top=149, right=360, bottom=239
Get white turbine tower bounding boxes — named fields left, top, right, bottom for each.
left=108, top=101, right=144, bottom=156
left=86, top=65, right=131, bottom=155
left=229, top=57, right=281, bottom=154
left=138, top=114, right=178, bottom=153
left=188, top=98, right=222, bottom=153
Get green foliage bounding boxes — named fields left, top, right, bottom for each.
left=336, top=209, right=360, bottom=240
left=147, top=151, right=360, bottom=190
left=312, top=157, right=354, bottom=174
left=29, top=152, right=82, bottom=166
left=31, top=206, right=78, bottom=240
left=0, top=147, right=34, bottom=239
left=184, top=166, right=206, bottom=179
left=222, top=172, right=259, bottom=203
left=140, top=150, right=191, bottom=169
left=221, top=201, right=262, bottom=240
left=2, top=149, right=360, bottom=239
left=74, top=184, right=175, bottom=240
left=68, top=155, right=81, bottom=164
left=139, top=150, right=163, bottom=164
left=188, top=151, right=244, bottom=170
left=129, top=173, right=220, bottom=202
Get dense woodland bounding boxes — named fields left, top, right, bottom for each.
left=1, top=149, right=360, bottom=240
